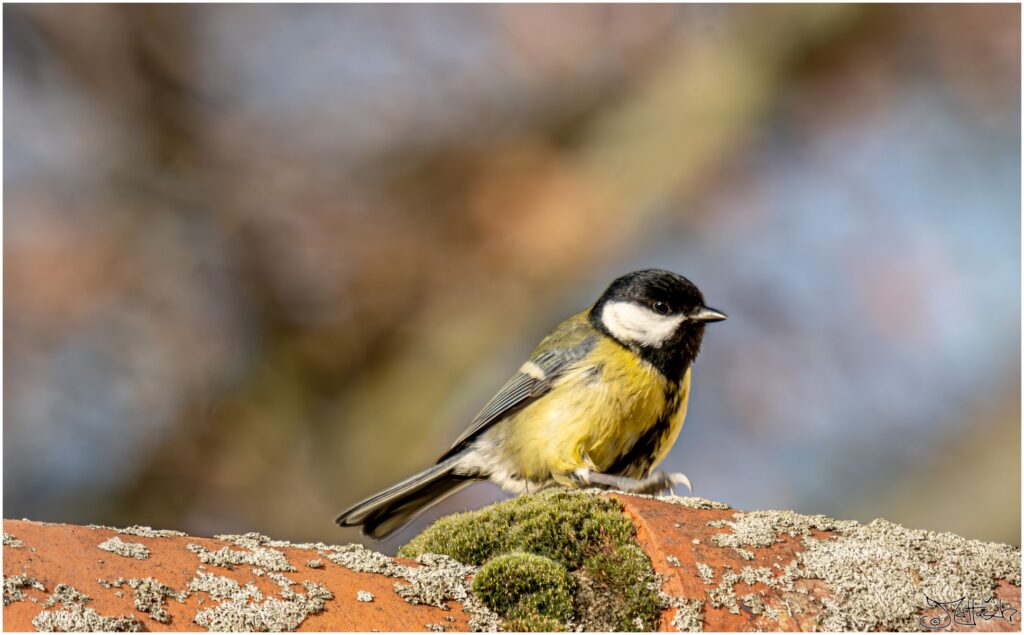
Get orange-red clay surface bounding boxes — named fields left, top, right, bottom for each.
left=4, top=493, right=1020, bottom=631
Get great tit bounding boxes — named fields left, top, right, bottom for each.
left=336, top=269, right=727, bottom=538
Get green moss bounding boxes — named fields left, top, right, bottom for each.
left=503, top=613, right=568, bottom=632
left=399, top=488, right=635, bottom=568
left=401, top=489, right=664, bottom=631
left=582, top=543, right=662, bottom=631
left=471, top=552, right=575, bottom=626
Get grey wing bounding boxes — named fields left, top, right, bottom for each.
left=437, top=338, right=595, bottom=462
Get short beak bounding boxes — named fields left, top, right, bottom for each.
left=690, top=306, right=728, bottom=323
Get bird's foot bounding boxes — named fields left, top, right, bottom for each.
left=571, top=469, right=692, bottom=496
left=633, top=470, right=692, bottom=496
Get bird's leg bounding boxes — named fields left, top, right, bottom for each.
left=571, top=468, right=692, bottom=496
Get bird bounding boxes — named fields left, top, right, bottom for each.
left=336, top=269, right=727, bottom=538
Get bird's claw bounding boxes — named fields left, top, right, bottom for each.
left=665, top=471, right=692, bottom=495
left=570, top=468, right=693, bottom=497
left=634, top=470, right=693, bottom=496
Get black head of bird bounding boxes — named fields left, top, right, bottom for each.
left=590, top=269, right=728, bottom=380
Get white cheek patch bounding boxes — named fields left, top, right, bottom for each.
left=601, top=301, right=685, bottom=348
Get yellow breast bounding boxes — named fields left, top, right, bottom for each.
left=499, top=337, right=691, bottom=482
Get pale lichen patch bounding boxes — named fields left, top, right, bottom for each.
left=97, top=577, right=120, bottom=589
left=214, top=532, right=274, bottom=548
left=661, top=594, right=704, bottom=632
left=98, top=577, right=187, bottom=624
left=187, top=542, right=296, bottom=573
left=695, top=562, right=714, bottom=585
left=704, top=510, right=1021, bottom=630
left=607, top=491, right=731, bottom=510
left=660, top=496, right=731, bottom=510
left=4, top=573, right=45, bottom=606
left=4, top=533, right=25, bottom=548
left=21, top=519, right=55, bottom=527
left=393, top=553, right=477, bottom=610
left=321, top=543, right=407, bottom=577
left=706, top=566, right=777, bottom=616
left=32, top=607, right=143, bottom=632
left=98, top=536, right=150, bottom=560
left=87, top=524, right=187, bottom=538
left=798, top=518, right=1020, bottom=631
left=130, top=579, right=180, bottom=624
left=263, top=538, right=348, bottom=551
left=741, top=592, right=780, bottom=620
left=188, top=571, right=263, bottom=602
left=192, top=580, right=332, bottom=631
left=320, top=544, right=499, bottom=631
left=32, top=583, right=143, bottom=632
left=186, top=569, right=333, bottom=632
left=43, top=584, right=92, bottom=608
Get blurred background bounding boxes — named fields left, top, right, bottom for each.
left=4, top=4, right=1020, bottom=553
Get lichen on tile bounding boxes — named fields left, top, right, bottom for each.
left=3, top=533, right=25, bottom=548
left=661, top=594, right=704, bottom=632
left=98, top=536, right=151, bottom=560
left=704, top=509, right=1021, bottom=630
left=32, top=582, right=143, bottom=632
left=99, top=577, right=187, bottom=624
left=187, top=542, right=296, bottom=573
left=87, top=524, right=187, bottom=538
left=3, top=573, right=45, bottom=606
left=186, top=568, right=332, bottom=632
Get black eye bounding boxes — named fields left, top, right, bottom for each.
left=652, top=301, right=671, bottom=315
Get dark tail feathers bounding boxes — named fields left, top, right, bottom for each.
left=335, top=457, right=476, bottom=539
